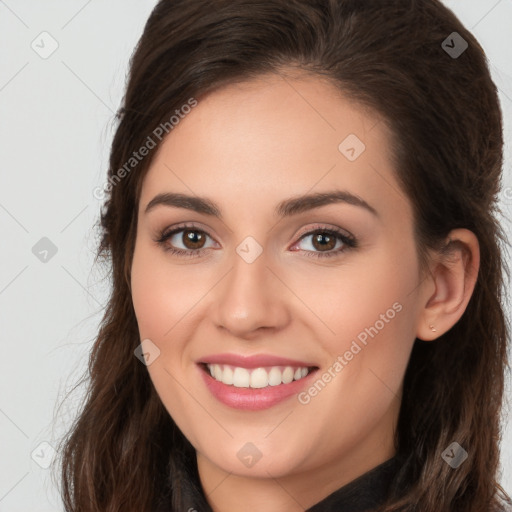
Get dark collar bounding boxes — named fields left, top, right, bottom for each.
left=155, top=455, right=401, bottom=512
left=306, top=455, right=401, bottom=512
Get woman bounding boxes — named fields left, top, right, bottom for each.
left=56, top=0, right=512, bottom=511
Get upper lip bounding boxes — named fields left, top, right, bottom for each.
left=198, top=353, right=317, bottom=369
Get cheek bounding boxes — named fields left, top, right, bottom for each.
left=130, top=241, right=201, bottom=338
left=290, top=245, right=419, bottom=410
left=283, top=243, right=418, bottom=347
left=131, top=268, right=169, bottom=339
left=131, top=244, right=205, bottom=439
left=331, top=249, right=419, bottom=398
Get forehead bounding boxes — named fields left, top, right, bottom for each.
left=139, top=72, right=410, bottom=223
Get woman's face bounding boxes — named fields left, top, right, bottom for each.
left=131, top=72, right=428, bottom=488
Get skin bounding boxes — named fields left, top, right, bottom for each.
left=130, top=70, right=479, bottom=512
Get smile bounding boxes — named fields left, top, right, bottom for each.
left=197, top=354, right=320, bottom=410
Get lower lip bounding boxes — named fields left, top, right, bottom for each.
left=198, top=364, right=318, bottom=411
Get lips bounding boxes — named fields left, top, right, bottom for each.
left=197, top=353, right=319, bottom=410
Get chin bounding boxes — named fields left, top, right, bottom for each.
left=200, top=439, right=309, bottom=479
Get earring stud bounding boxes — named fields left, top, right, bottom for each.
left=429, top=324, right=437, bottom=332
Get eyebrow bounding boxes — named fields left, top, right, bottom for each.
left=144, top=190, right=379, bottom=218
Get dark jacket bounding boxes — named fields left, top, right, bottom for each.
left=154, top=454, right=512, bottom=511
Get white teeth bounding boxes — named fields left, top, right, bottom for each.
left=213, top=364, right=223, bottom=382
left=282, top=366, right=294, bottom=384
left=206, top=364, right=311, bottom=388
left=250, top=368, right=268, bottom=388
left=210, top=363, right=234, bottom=385
left=222, top=365, right=233, bottom=385
left=268, top=367, right=282, bottom=386
left=232, top=367, right=250, bottom=387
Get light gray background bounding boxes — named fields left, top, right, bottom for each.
left=1, top=1, right=511, bottom=510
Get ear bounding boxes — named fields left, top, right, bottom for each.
left=416, top=228, right=480, bottom=341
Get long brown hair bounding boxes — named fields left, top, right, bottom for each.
left=54, top=1, right=512, bottom=510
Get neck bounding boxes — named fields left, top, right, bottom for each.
left=196, top=438, right=397, bottom=512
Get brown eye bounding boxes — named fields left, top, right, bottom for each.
left=311, top=232, right=337, bottom=252
left=290, top=226, right=357, bottom=259
left=156, top=225, right=217, bottom=257
left=181, top=229, right=206, bottom=249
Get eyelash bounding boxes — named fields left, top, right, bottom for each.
left=155, top=223, right=358, bottom=259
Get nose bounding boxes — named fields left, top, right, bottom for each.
left=212, top=245, right=291, bottom=339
